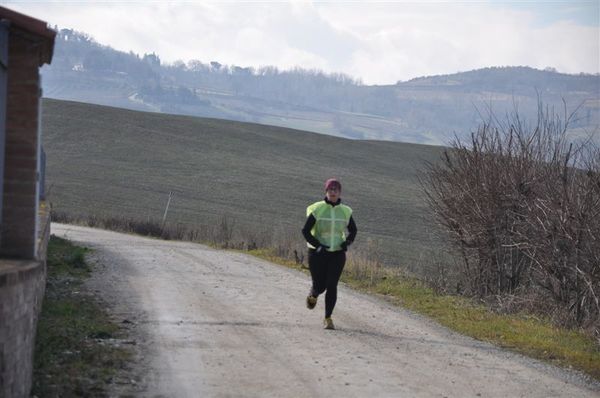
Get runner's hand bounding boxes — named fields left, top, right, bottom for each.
left=315, top=244, right=329, bottom=254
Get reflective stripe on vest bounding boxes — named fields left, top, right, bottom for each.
left=306, top=200, right=352, bottom=252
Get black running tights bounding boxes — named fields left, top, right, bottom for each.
left=308, top=249, right=346, bottom=318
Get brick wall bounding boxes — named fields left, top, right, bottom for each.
left=0, top=8, right=55, bottom=397
left=0, top=31, right=41, bottom=259
left=0, top=207, right=49, bottom=397
left=0, top=260, right=46, bottom=397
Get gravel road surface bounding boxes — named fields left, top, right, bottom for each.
left=52, top=223, right=599, bottom=398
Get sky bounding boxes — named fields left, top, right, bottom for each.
left=4, top=0, right=600, bottom=85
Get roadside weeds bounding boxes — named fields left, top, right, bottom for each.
left=32, top=235, right=138, bottom=397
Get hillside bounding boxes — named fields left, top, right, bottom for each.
left=41, top=29, right=600, bottom=145
left=42, top=98, right=444, bottom=274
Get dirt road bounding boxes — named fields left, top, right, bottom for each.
left=52, top=224, right=599, bottom=397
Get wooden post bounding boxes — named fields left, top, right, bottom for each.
left=162, top=191, right=172, bottom=227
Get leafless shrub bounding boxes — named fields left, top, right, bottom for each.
left=50, top=210, right=74, bottom=224
left=421, top=101, right=600, bottom=328
left=232, top=223, right=273, bottom=251
left=522, top=142, right=600, bottom=328
left=418, top=249, right=462, bottom=295
left=271, top=226, right=304, bottom=260
left=346, top=238, right=385, bottom=286
left=214, top=215, right=235, bottom=248
left=293, top=250, right=305, bottom=266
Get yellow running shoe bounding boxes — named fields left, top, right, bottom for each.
left=324, top=317, right=335, bottom=330
left=306, top=295, right=317, bottom=309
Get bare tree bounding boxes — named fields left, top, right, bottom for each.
left=421, top=102, right=599, bottom=328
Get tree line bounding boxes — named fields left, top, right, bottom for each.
left=44, top=28, right=599, bottom=144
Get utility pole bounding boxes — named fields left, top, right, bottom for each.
left=162, top=191, right=172, bottom=228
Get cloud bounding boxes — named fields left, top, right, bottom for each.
left=5, top=1, right=599, bottom=84
left=318, top=2, right=599, bottom=82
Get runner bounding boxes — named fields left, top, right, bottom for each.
left=301, top=178, right=357, bottom=329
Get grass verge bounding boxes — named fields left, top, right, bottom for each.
left=248, top=248, right=600, bottom=381
left=32, top=235, right=132, bottom=397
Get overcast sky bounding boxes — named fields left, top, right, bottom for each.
left=6, top=1, right=599, bottom=85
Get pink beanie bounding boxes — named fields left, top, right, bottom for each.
left=324, top=178, right=342, bottom=191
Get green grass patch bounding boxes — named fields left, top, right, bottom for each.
left=46, top=235, right=90, bottom=277
left=248, top=248, right=600, bottom=381
left=32, top=235, right=132, bottom=396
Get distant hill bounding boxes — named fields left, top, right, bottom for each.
left=42, top=98, right=444, bottom=274
left=42, top=29, right=600, bottom=145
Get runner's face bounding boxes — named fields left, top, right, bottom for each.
left=326, top=186, right=340, bottom=202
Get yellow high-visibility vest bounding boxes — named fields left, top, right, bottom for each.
left=306, top=200, right=352, bottom=252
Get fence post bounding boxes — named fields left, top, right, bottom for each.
left=0, top=21, right=8, bottom=233
left=162, top=191, right=172, bottom=228
left=39, top=147, right=46, bottom=200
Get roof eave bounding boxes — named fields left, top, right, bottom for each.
left=0, top=6, right=56, bottom=65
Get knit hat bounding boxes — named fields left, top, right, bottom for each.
left=324, top=178, right=341, bottom=192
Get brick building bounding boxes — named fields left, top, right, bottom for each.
left=0, top=6, right=55, bottom=397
